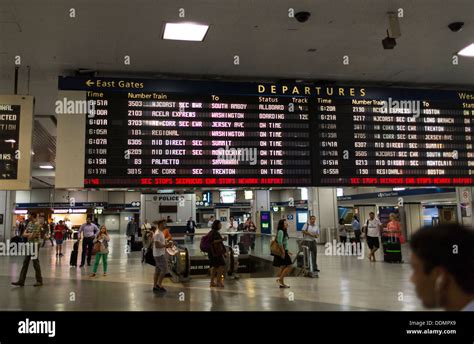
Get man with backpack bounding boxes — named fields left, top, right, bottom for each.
left=363, top=212, right=382, bottom=262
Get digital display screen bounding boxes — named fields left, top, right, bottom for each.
left=0, top=104, right=20, bottom=179
left=314, top=87, right=474, bottom=186
left=220, top=190, right=236, bottom=203
left=57, top=77, right=474, bottom=187
left=82, top=80, right=311, bottom=187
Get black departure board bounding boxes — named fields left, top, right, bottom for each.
left=313, top=86, right=474, bottom=186
left=83, top=81, right=312, bottom=187
left=0, top=104, right=20, bottom=179
left=57, top=77, right=474, bottom=187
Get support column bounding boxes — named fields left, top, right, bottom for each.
left=399, top=203, right=423, bottom=240
left=308, top=187, right=338, bottom=243
left=456, top=187, right=473, bottom=228
left=0, top=190, right=16, bottom=242
left=251, top=190, right=270, bottom=233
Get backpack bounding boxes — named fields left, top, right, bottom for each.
left=200, top=232, right=212, bottom=253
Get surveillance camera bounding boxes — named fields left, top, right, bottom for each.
left=382, top=36, right=396, bottom=49
left=448, top=22, right=464, bottom=32
left=295, top=11, right=311, bottom=23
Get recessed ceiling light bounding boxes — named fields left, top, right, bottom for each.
left=39, top=165, right=54, bottom=169
left=458, top=43, right=474, bottom=57
left=163, top=22, right=209, bottom=41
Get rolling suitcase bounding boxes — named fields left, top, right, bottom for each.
left=238, top=242, right=248, bottom=254
left=382, top=235, right=402, bottom=263
left=70, top=241, right=79, bottom=266
left=238, top=234, right=250, bottom=254
left=131, top=241, right=143, bottom=251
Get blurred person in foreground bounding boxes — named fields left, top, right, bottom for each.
left=410, top=224, right=474, bottom=311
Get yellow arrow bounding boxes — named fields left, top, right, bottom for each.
left=86, top=80, right=95, bottom=87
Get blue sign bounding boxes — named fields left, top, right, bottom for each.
left=337, top=188, right=455, bottom=201
left=287, top=214, right=294, bottom=221
left=260, top=211, right=272, bottom=234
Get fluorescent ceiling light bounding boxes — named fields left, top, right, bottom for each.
left=4, top=139, right=16, bottom=143
left=393, top=187, right=406, bottom=191
left=163, top=22, right=209, bottom=41
left=39, top=165, right=54, bottom=169
left=458, top=43, right=474, bottom=57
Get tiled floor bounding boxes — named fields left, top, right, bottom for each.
left=0, top=234, right=424, bottom=311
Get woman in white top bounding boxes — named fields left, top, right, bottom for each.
left=227, top=216, right=238, bottom=247
left=207, top=216, right=215, bottom=228
left=363, top=212, right=382, bottom=261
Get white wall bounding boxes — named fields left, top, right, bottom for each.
left=15, top=190, right=30, bottom=203
left=279, top=189, right=301, bottom=202
left=31, top=189, right=52, bottom=203
left=68, top=191, right=88, bottom=202
left=102, top=215, right=120, bottom=232
left=141, top=194, right=195, bottom=224
left=108, top=192, right=125, bottom=204
left=125, top=192, right=140, bottom=204
left=53, top=190, right=69, bottom=203
left=88, top=190, right=108, bottom=202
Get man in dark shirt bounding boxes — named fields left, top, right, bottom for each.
left=126, top=218, right=138, bottom=248
left=12, top=212, right=43, bottom=287
left=186, top=217, right=197, bottom=244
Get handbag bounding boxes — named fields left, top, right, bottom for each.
left=270, top=239, right=283, bottom=257
left=92, top=241, right=102, bottom=255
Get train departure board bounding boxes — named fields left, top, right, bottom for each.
left=0, top=104, right=20, bottom=179
left=313, top=87, right=474, bottom=186
left=81, top=80, right=312, bottom=187
left=57, top=77, right=474, bottom=187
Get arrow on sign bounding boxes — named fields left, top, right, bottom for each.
left=86, top=80, right=95, bottom=87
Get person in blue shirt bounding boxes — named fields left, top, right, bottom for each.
left=351, top=215, right=361, bottom=246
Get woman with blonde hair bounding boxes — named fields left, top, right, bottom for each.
left=91, top=225, right=110, bottom=277
left=386, top=213, right=404, bottom=243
